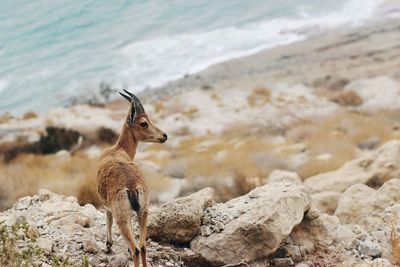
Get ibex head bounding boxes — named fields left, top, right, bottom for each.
left=119, top=89, right=167, bottom=143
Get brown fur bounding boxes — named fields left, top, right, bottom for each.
left=97, top=112, right=166, bottom=267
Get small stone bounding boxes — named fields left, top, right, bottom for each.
left=358, top=137, right=380, bottom=150
left=305, top=206, right=320, bottom=220
left=108, top=253, right=128, bottom=267
left=295, top=264, right=310, bottom=267
left=38, top=189, right=53, bottom=201
left=83, top=240, right=98, bottom=254
left=26, top=225, right=40, bottom=240
left=273, top=258, right=294, bottom=266
left=372, top=258, right=392, bottom=267
left=285, top=245, right=303, bottom=262
left=359, top=241, right=381, bottom=257
left=14, top=197, right=32, bottom=210
left=40, top=201, right=80, bottom=214
left=37, top=237, right=53, bottom=253
left=65, top=196, right=78, bottom=202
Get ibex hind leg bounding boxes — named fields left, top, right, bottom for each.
left=112, top=189, right=140, bottom=267
left=135, top=185, right=149, bottom=267
left=137, top=210, right=148, bottom=267
left=105, top=209, right=113, bottom=253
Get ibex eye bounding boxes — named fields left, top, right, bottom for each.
left=140, top=122, right=148, bottom=128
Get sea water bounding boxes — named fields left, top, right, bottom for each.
left=0, top=0, right=383, bottom=114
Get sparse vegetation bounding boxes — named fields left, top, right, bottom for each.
left=0, top=217, right=43, bottom=267
left=0, top=112, right=13, bottom=124
left=0, top=153, right=98, bottom=210
left=304, top=243, right=343, bottom=267
left=0, top=217, right=90, bottom=267
left=2, top=127, right=83, bottom=162
left=387, top=218, right=400, bottom=266
left=330, top=90, right=363, bottom=106
left=247, top=87, right=271, bottom=106
left=22, top=111, right=38, bottom=120
left=96, top=127, right=118, bottom=144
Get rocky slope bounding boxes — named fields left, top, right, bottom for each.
left=2, top=140, right=400, bottom=266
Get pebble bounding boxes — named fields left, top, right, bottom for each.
left=108, top=253, right=128, bottom=267
left=273, top=258, right=294, bottom=267
left=359, top=241, right=381, bottom=257
left=83, top=240, right=98, bottom=254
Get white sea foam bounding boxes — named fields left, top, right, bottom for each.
left=0, top=79, right=9, bottom=93
left=118, top=0, right=384, bottom=92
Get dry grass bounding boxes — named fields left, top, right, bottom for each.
left=153, top=100, right=165, bottom=114
left=304, top=243, right=343, bottom=267
left=247, top=87, right=271, bottom=107
left=0, top=113, right=13, bottom=124
left=96, top=127, right=118, bottom=144
left=330, top=90, right=363, bottom=107
left=298, top=156, right=350, bottom=179
left=22, top=111, right=38, bottom=120
left=386, top=218, right=400, bottom=266
left=175, top=132, right=289, bottom=201
left=182, top=107, right=199, bottom=117
left=286, top=111, right=398, bottom=179
left=0, top=153, right=98, bottom=210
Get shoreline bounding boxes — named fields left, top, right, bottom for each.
left=2, top=1, right=400, bottom=116
left=142, top=16, right=400, bottom=102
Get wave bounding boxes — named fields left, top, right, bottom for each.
left=118, top=0, right=384, bottom=92
left=0, top=80, right=9, bottom=94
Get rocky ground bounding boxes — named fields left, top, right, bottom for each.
left=2, top=149, right=400, bottom=266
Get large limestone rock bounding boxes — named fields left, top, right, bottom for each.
left=335, top=179, right=400, bottom=226
left=190, top=175, right=310, bottom=266
left=304, top=140, right=400, bottom=193
left=148, top=187, right=214, bottom=243
left=0, top=190, right=196, bottom=267
left=334, top=179, right=400, bottom=264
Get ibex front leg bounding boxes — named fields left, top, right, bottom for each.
left=138, top=210, right=149, bottom=267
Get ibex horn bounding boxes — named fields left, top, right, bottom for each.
left=122, top=89, right=145, bottom=114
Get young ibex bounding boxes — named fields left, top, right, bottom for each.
left=97, top=90, right=167, bottom=267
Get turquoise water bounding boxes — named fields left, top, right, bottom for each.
left=0, top=0, right=382, bottom=114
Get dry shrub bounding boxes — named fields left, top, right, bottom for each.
left=76, top=172, right=102, bottom=207
left=210, top=93, right=221, bottom=102
left=247, top=87, right=271, bottom=106
left=96, top=127, right=118, bottom=144
left=141, top=169, right=170, bottom=194
left=0, top=153, right=98, bottom=210
left=330, top=90, right=363, bottom=106
left=180, top=133, right=289, bottom=201
left=2, top=127, right=83, bottom=162
left=153, top=100, right=165, bottom=114
left=285, top=111, right=398, bottom=178
left=312, top=75, right=349, bottom=91
left=285, top=123, right=320, bottom=142
left=0, top=113, right=13, bottom=124
left=304, top=243, right=342, bottom=267
left=182, top=107, right=199, bottom=117
left=298, top=156, right=349, bottom=179
left=22, top=111, right=37, bottom=120
left=386, top=218, right=400, bottom=265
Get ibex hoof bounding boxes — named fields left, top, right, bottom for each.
left=106, top=241, right=113, bottom=254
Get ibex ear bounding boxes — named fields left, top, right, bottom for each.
left=127, top=100, right=137, bottom=126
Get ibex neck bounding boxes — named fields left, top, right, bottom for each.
left=115, top=123, right=137, bottom=161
